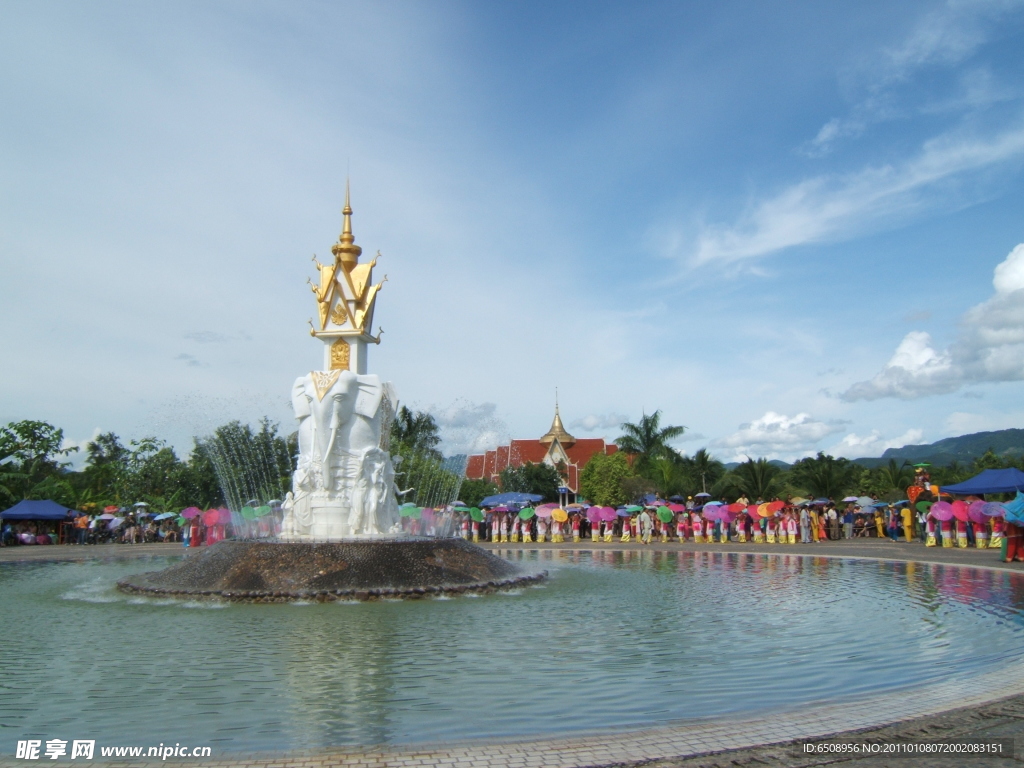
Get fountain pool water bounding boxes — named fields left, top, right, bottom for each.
left=4, top=550, right=1024, bottom=755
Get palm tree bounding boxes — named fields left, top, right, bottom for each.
left=877, top=459, right=913, bottom=494
left=681, top=448, right=725, bottom=494
left=616, top=411, right=686, bottom=474
left=790, top=453, right=856, bottom=500
left=714, top=457, right=781, bottom=500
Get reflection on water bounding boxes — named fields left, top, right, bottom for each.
left=1, top=551, right=1023, bottom=754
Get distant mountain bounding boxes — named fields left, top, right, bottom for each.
left=852, top=428, right=1024, bottom=468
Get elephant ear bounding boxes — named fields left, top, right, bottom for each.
left=291, top=376, right=311, bottom=418
left=354, top=374, right=383, bottom=419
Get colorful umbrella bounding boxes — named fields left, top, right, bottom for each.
left=203, top=509, right=220, bottom=526
left=842, top=496, right=858, bottom=502
left=657, top=507, right=674, bottom=523
left=616, top=508, right=632, bottom=517
left=856, top=496, right=874, bottom=508
left=97, top=513, right=115, bottom=520
left=103, top=505, right=119, bottom=513
left=928, top=501, right=954, bottom=521
left=695, top=492, right=711, bottom=498
left=624, top=505, right=643, bottom=512
left=518, top=507, right=536, bottom=520
left=552, top=508, right=569, bottom=523
left=951, top=500, right=970, bottom=522
left=586, top=507, right=603, bottom=523
left=599, top=506, right=618, bottom=522
left=968, top=501, right=988, bottom=524
left=668, top=503, right=686, bottom=512
left=153, top=512, right=176, bottom=520
left=916, top=500, right=933, bottom=513
left=241, top=506, right=257, bottom=520
left=537, top=506, right=553, bottom=519
left=181, top=506, right=202, bottom=519
left=469, top=507, right=484, bottom=522
left=983, top=502, right=1006, bottom=517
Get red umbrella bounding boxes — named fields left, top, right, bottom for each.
left=951, top=500, right=970, bottom=522
left=202, top=509, right=220, bottom=526
left=103, top=505, right=119, bottom=513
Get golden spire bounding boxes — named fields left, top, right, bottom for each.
left=332, top=179, right=362, bottom=270
left=540, top=390, right=576, bottom=447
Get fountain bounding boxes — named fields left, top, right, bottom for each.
left=118, top=186, right=543, bottom=601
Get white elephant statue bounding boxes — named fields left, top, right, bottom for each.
left=279, top=370, right=400, bottom=540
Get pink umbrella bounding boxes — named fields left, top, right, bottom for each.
left=536, top=506, right=553, bottom=519
left=668, top=503, right=686, bottom=512
left=586, top=507, right=603, bottom=523
left=203, top=509, right=220, bottom=526
left=951, top=500, right=970, bottom=522
left=929, top=501, right=954, bottom=521
left=968, top=501, right=988, bottom=524
left=599, top=506, right=618, bottom=522
left=181, top=507, right=202, bottom=519
left=703, top=506, right=720, bottom=520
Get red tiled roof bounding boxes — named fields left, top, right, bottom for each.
left=465, top=454, right=484, bottom=479
left=509, top=439, right=548, bottom=465
left=565, top=438, right=610, bottom=465
left=495, top=445, right=510, bottom=475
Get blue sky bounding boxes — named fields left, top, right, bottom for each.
left=2, top=0, right=1024, bottom=463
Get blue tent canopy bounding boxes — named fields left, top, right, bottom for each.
left=1, top=499, right=76, bottom=521
left=942, top=468, right=1024, bottom=496
left=479, top=492, right=544, bottom=507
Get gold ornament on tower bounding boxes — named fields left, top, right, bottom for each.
left=330, top=338, right=351, bottom=370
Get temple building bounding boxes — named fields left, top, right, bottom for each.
left=464, top=403, right=618, bottom=501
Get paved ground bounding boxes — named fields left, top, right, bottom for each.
left=3, top=536, right=1022, bottom=570
left=3, top=537, right=1024, bottom=767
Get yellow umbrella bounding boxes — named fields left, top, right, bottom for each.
left=552, top=508, right=569, bottom=523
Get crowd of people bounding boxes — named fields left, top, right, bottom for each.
left=437, top=495, right=1006, bottom=551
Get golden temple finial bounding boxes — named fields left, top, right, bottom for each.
left=332, top=178, right=362, bottom=270
left=540, top=389, right=576, bottom=447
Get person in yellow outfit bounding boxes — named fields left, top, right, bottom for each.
left=874, top=509, right=885, bottom=538
left=900, top=504, right=914, bottom=542
left=620, top=514, right=631, bottom=543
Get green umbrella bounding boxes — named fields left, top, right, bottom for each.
left=913, top=463, right=931, bottom=468
left=453, top=506, right=471, bottom=513
left=916, top=500, right=933, bottom=513
left=470, top=507, right=484, bottom=522
left=518, top=507, right=536, bottom=520
left=255, top=505, right=271, bottom=517
left=241, top=505, right=256, bottom=520
left=657, top=507, right=673, bottom=523
left=176, top=516, right=187, bottom=526
left=625, top=505, right=643, bottom=513
left=410, top=507, right=422, bottom=520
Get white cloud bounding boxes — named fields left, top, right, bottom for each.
left=843, top=243, right=1024, bottom=400
left=429, top=401, right=510, bottom=456
left=691, top=127, right=1024, bottom=266
left=711, top=411, right=846, bottom=462
left=569, top=413, right=627, bottom=432
left=828, top=428, right=924, bottom=458
left=806, top=0, right=1020, bottom=156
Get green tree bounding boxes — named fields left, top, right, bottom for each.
left=789, top=453, right=856, bottom=500
left=877, top=459, right=914, bottom=495
left=715, top=457, right=781, bottom=500
left=499, top=462, right=560, bottom=502
left=615, top=411, right=685, bottom=475
left=0, top=420, right=77, bottom=507
left=458, top=478, right=499, bottom=508
left=579, top=451, right=634, bottom=506
left=679, top=448, right=726, bottom=495
left=390, top=406, right=442, bottom=460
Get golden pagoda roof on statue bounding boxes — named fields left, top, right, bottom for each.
left=308, top=182, right=385, bottom=344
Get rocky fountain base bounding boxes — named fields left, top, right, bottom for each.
left=117, top=538, right=545, bottom=602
